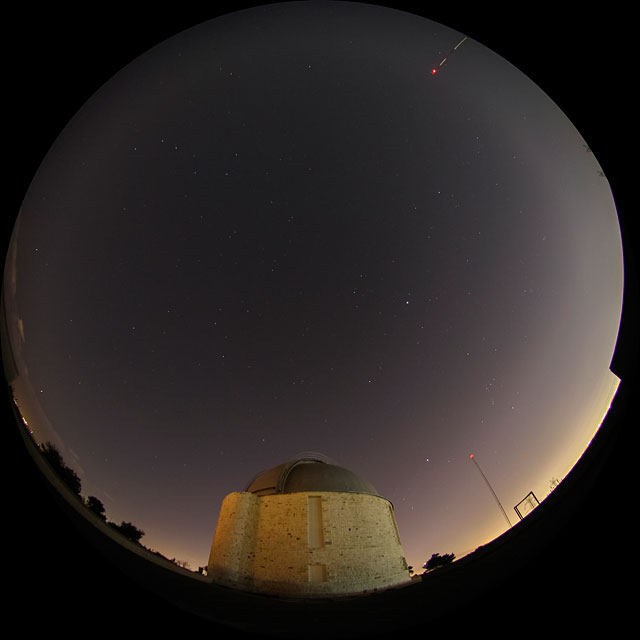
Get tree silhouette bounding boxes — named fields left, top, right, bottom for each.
left=110, top=521, right=145, bottom=543
left=39, top=442, right=82, bottom=497
left=423, top=552, right=456, bottom=572
left=86, top=496, right=107, bottom=520
left=37, top=443, right=147, bottom=547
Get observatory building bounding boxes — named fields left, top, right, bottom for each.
left=207, top=454, right=411, bottom=596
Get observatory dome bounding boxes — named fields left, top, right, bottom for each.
left=245, top=454, right=379, bottom=497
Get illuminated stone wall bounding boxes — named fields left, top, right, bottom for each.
left=207, top=490, right=411, bottom=596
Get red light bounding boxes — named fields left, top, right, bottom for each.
left=432, top=69, right=437, bottom=74
left=469, top=454, right=474, bottom=459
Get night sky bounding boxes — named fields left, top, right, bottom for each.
left=5, top=2, right=624, bottom=575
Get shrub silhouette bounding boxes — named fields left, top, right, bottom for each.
left=423, top=552, right=456, bottom=572
left=109, top=521, right=145, bottom=543
left=86, top=496, right=107, bottom=520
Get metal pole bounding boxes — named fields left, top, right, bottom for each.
left=470, top=454, right=512, bottom=527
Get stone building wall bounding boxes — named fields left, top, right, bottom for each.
left=207, top=491, right=260, bottom=588
left=207, top=490, right=410, bottom=596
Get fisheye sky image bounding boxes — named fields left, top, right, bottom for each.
left=4, top=0, right=624, bottom=578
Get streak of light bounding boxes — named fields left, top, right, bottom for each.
left=434, top=35, right=468, bottom=72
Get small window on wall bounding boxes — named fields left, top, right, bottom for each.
left=308, top=564, right=328, bottom=583
left=307, top=496, right=324, bottom=548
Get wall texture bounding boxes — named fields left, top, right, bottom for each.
left=207, top=490, right=411, bottom=596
